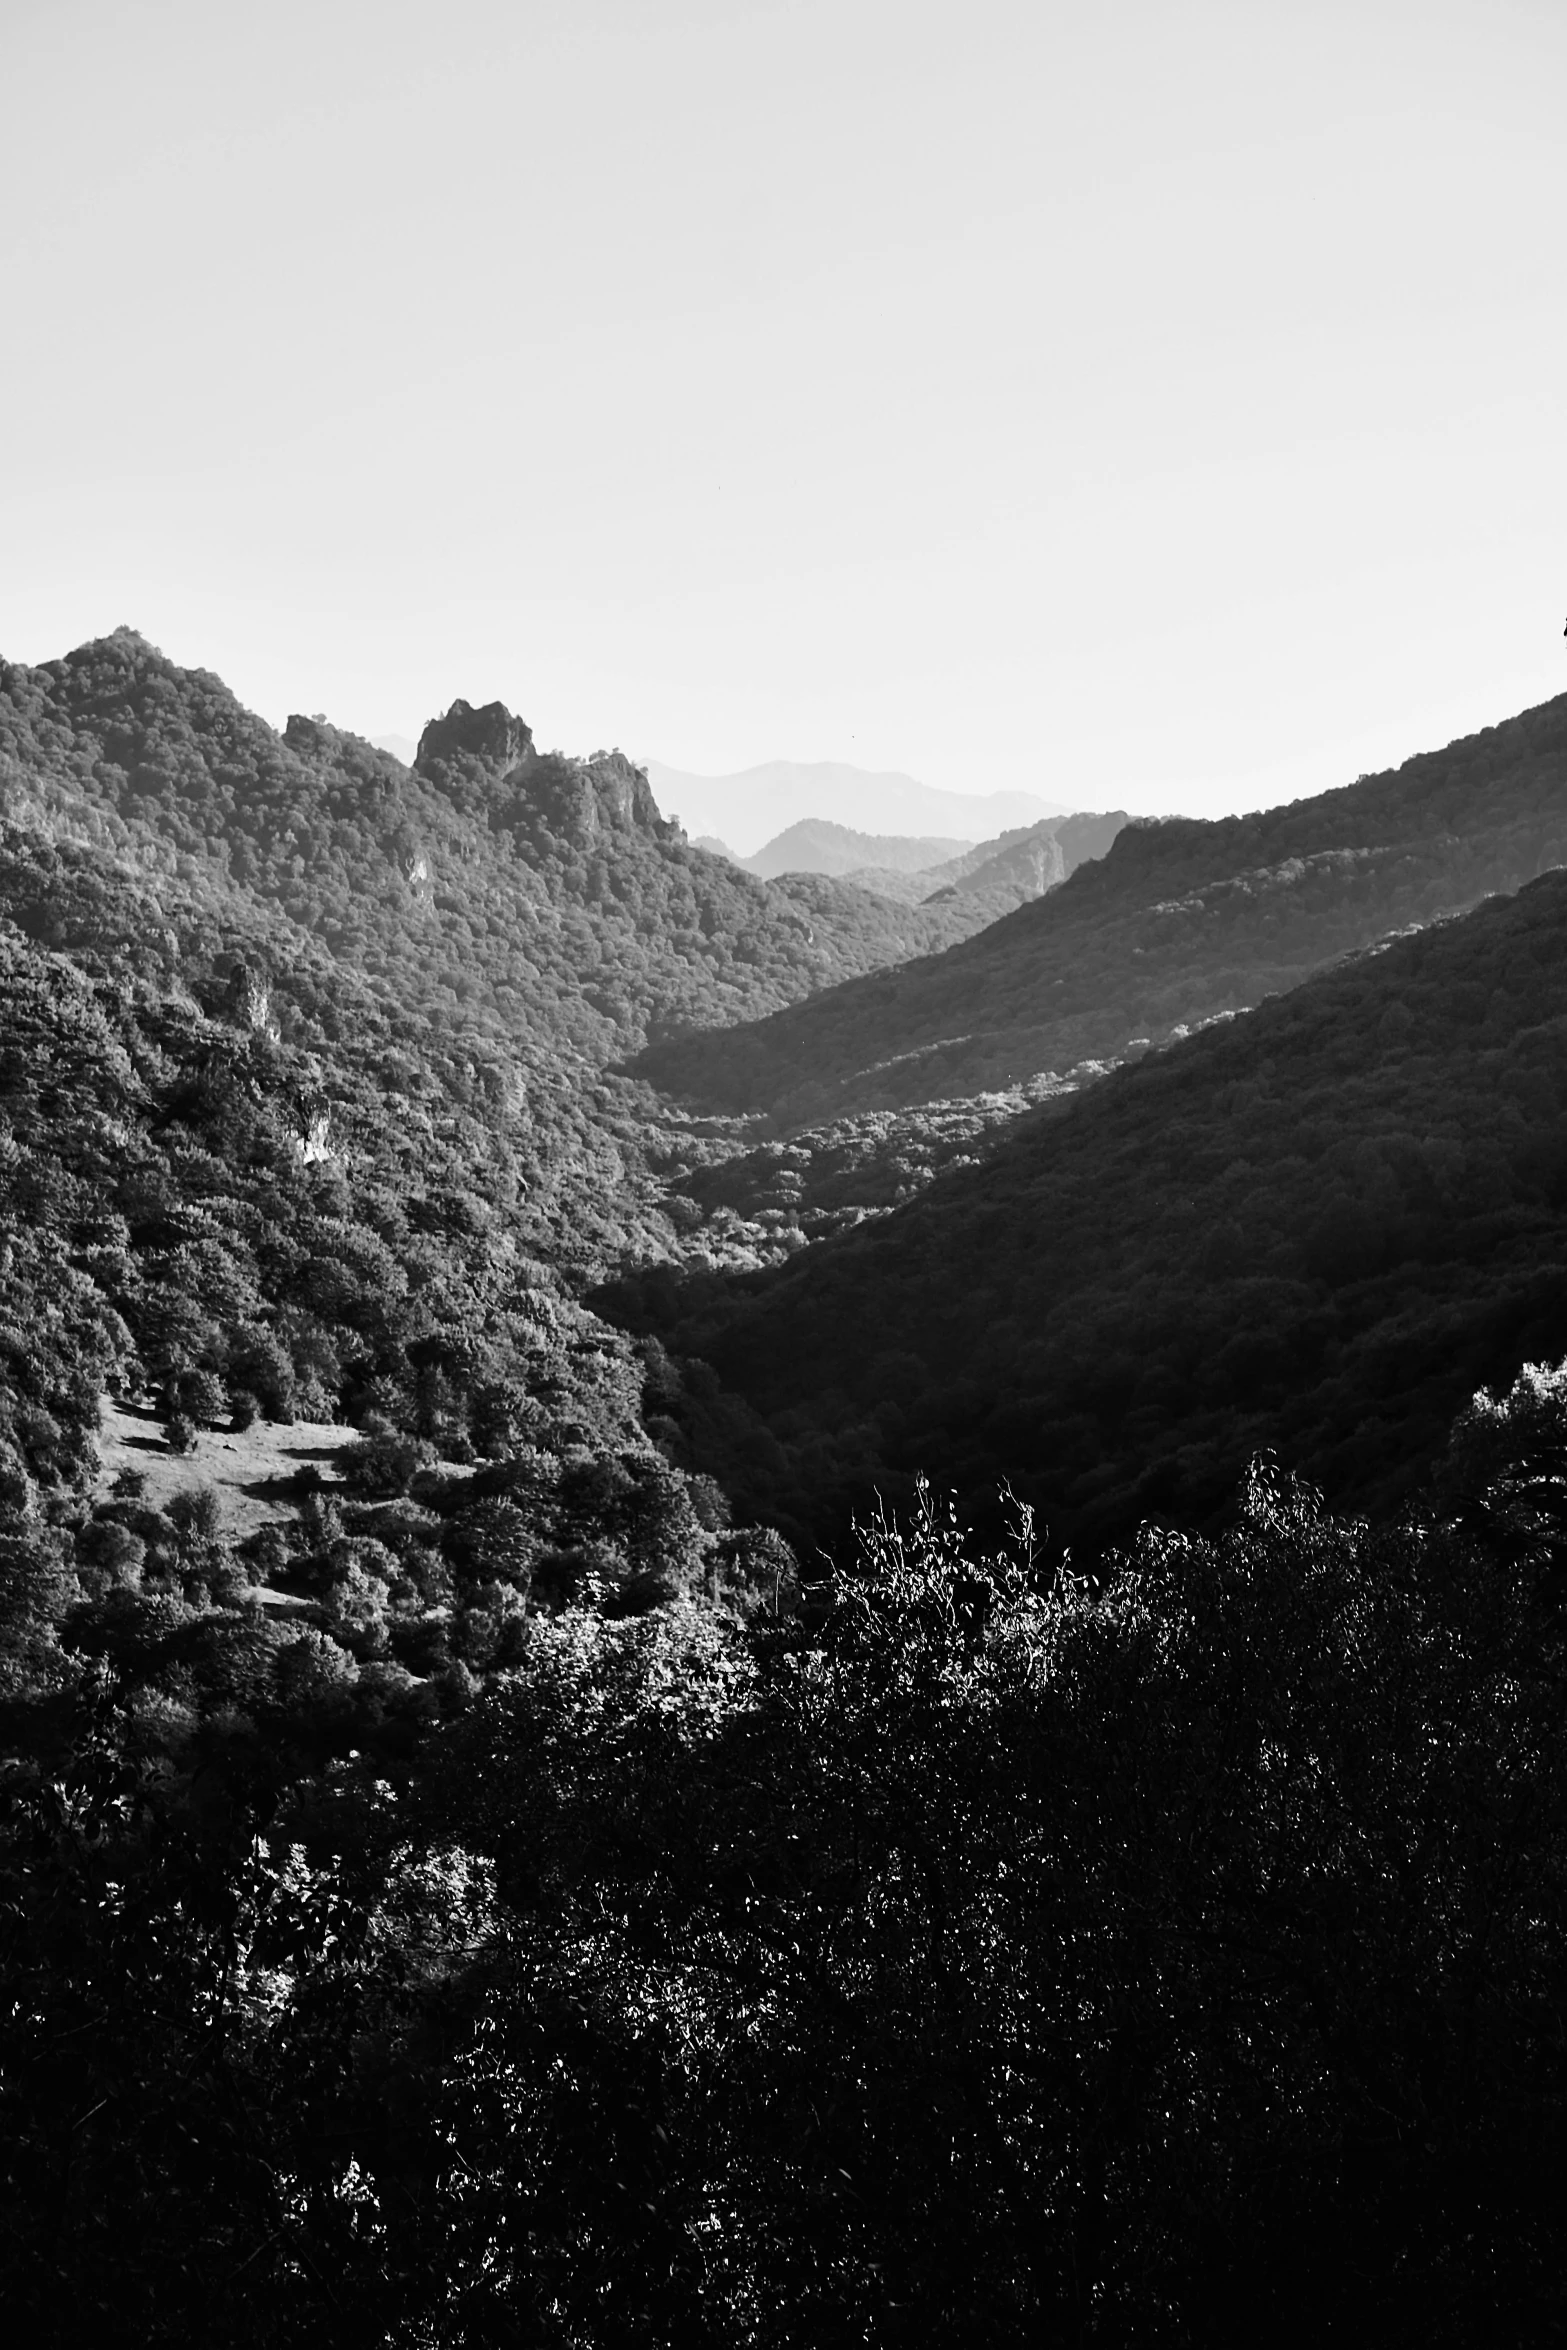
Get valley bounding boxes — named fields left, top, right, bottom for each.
left=6, top=631, right=1567, bottom=2340
left=10, top=629, right=1567, bottom=1596
left=15, top=2, right=1567, bottom=2330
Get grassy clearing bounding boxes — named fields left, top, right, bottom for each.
left=93, top=1399, right=360, bottom=1538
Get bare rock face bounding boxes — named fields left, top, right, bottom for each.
left=415, top=699, right=536, bottom=779
left=516, top=748, right=677, bottom=848
left=222, top=959, right=278, bottom=1037
left=412, top=702, right=673, bottom=847
left=552, top=750, right=676, bottom=844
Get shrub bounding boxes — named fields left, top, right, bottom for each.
left=340, top=1421, right=438, bottom=1497
left=209, top=1559, right=252, bottom=1609
left=0, top=1438, right=32, bottom=1513
left=175, top=1369, right=230, bottom=1428
left=77, top=1518, right=146, bottom=1588
left=166, top=1486, right=223, bottom=1541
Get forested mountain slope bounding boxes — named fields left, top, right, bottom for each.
left=0, top=815, right=800, bottom=1731
left=837, top=809, right=1128, bottom=907
left=919, top=808, right=1128, bottom=902
left=0, top=823, right=640, bottom=1480
left=733, top=818, right=973, bottom=879
left=625, top=866, right=1567, bottom=1551
left=0, top=631, right=1007, bottom=1066
left=636, top=694, right=1567, bottom=1120
left=9, top=643, right=1567, bottom=2339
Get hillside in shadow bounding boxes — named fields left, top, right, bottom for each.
left=615, top=866, right=1567, bottom=1554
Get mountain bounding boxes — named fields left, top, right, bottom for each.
left=739, top=819, right=974, bottom=880
left=641, top=757, right=1066, bottom=857
left=636, top=695, right=1567, bottom=1123
left=0, top=632, right=1018, bottom=1073
left=8, top=640, right=1567, bottom=2341
left=920, top=811, right=1127, bottom=899
left=370, top=732, right=417, bottom=765
left=0, top=638, right=855, bottom=1708
left=836, top=810, right=1128, bottom=907
left=628, top=862, right=1567, bottom=1554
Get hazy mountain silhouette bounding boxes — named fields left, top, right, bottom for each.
left=642, top=757, right=1066, bottom=857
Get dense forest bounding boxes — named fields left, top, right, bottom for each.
left=0, top=632, right=1009, bottom=1068
left=622, top=868, right=1567, bottom=1554
left=5, top=635, right=1567, bottom=2340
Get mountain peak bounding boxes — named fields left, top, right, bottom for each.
left=410, top=697, right=673, bottom=844
left=66, top=627, right=194, bottom=682
left=415, top=697, right=535, bottom=779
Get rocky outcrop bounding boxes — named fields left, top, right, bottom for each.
left=415, top=698, right=536, bottom=780
left=523, top=750, right=679, bottom=848
left=414, top=701, right=675, bottom=849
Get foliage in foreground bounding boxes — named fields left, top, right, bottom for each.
left=6, top=1370, right=1567, bottom=2344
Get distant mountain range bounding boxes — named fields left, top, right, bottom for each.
left=637, top=696, right=1567, bottom=1123
left=371, top=741, right=1075, bottom=870
left=641, top=758, right=1067, bottom=857
left=694, top=812, right=1128, bottom=911
left=851, top=812, right=1128, bottom=908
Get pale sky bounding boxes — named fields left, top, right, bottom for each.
left=4, top=0, right=1564, bottom=817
